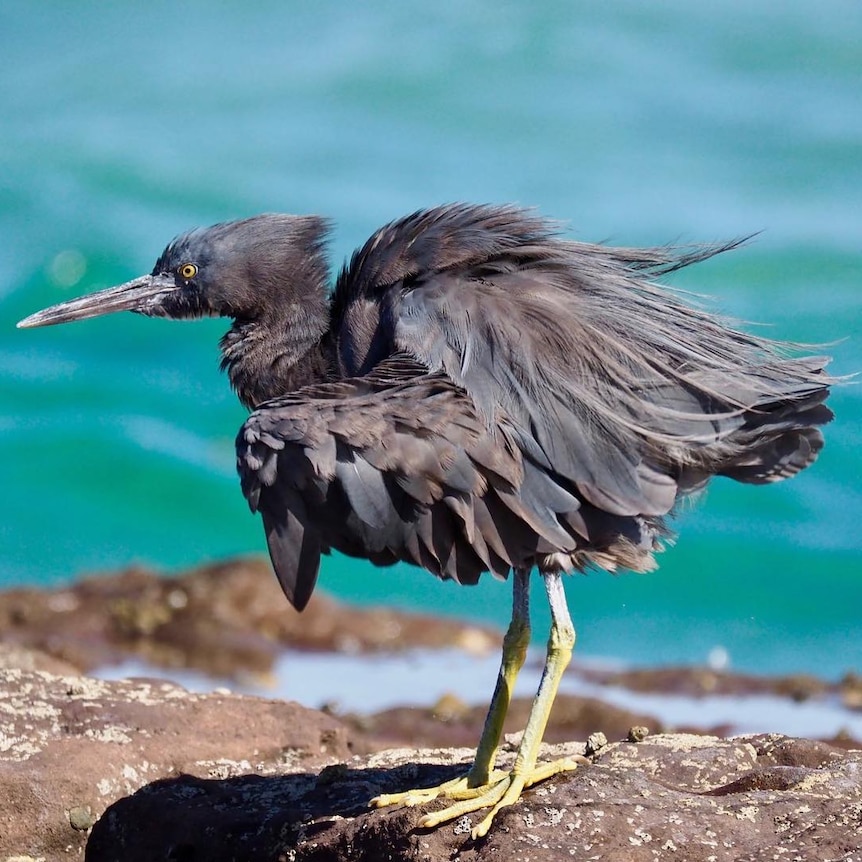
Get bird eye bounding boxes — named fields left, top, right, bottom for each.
left=179, top=263, right=198, bottom=280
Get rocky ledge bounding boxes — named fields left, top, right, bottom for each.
left=2, top=665, right=861, bottom=862
left=3, top=560, right=861, bottom=860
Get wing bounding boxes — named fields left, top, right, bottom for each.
left=335, top=205, right=833, bottom=517
left=236, top=357, right=597, bottom=611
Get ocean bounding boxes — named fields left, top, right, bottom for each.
left=1, top=1, right=860, bottom=681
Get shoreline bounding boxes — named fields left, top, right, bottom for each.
left=93, top=647, right=862, bottom=745
left=3, top=556, right=861, bottom=859
left=2, top=555, right=860, bottom=749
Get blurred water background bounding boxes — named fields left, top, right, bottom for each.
left=2, top=1, right=860, bottom=681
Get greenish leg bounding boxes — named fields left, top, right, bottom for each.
left=370, top=568, right=532, bottom=808
left=466, top=567, right=531, bottom=785
left=468, top=571, right=577, bottom=837
left=419, top=571, right=582, bottom=839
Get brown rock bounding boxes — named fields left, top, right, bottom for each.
left=0, top=666, right=351, bottom=861
left=841, top=671, right=862, bottom=710
left=83, top=733, right=862, bottom=862
left=575, top=662, right=832, bottom=701
left=4, top=665, right=862, bottom=861
left=3, top=560, right=858, bottom=752
left=0, top=641, right=82, bottom=675
left=0, top=557, right=500, bottom=680
left=345, top=691, right=661, bottom=751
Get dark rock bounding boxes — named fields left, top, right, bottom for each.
left=84, top=733, right=862, bottom=862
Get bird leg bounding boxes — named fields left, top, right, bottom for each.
left=468, top=566, right=533, bottom=784
left=370, top=568, right=532, bottom=807
left=419, top=572, right=581, bottom=838
left=371, top=570, right=585, bottom=840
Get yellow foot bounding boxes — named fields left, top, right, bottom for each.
left=371, top=756, right=586, bottom=840
left=370, top=769, right=507, bottom=809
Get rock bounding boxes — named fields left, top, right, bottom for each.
left=575, top=662, right=833, bottom=702
left=343, top=691, right=662, bottom=752
left=84, top=732, right=862, bottom=862
left=0, top=641, right=82, bottom=675
left=3, top=560, right=858, bottom=753
left=842, top=671, right=862, bottom=710
left=627, top=724, right=650, bottom=742
left=0, top=666, right=352, bottom=861
left=4, top=665, right=861, bottom=861
left=584, top=730, right=608, bottom=754
left=0, top=557, right=500, bottom=680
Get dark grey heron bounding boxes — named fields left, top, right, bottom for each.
left=18, top=204, right=833, bottom=838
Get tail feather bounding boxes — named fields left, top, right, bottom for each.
left=716, top=375, right=833, bottom=484
left=720, top=427, right=824, bottom=484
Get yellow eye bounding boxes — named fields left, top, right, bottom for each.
left=179, top=263, right=198, bottom=280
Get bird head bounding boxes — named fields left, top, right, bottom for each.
left=17, top=214, right=329, bottom=329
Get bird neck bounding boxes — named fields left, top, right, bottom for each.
left=220, top=304, right=334, bottom=410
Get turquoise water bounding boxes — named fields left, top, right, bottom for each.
left=1, top=2, right=860, bottom=678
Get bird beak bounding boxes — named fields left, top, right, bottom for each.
left=16, top=273, right=179, bottom=329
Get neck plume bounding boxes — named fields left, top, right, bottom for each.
left=220, top=307, right=333, bottom=409
left=218, top=218, right=335, bottom=409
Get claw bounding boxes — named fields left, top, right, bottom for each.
left=370, top=774, right=474, bottom=809
left=418, top=773, right=520, bottom=833
left=372, top=756, right=585, bottom=839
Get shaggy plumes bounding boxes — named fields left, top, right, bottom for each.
left=18, top=202, right=836, bottom=839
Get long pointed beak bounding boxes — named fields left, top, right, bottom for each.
left=16, top=273, right=178, bottom=329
